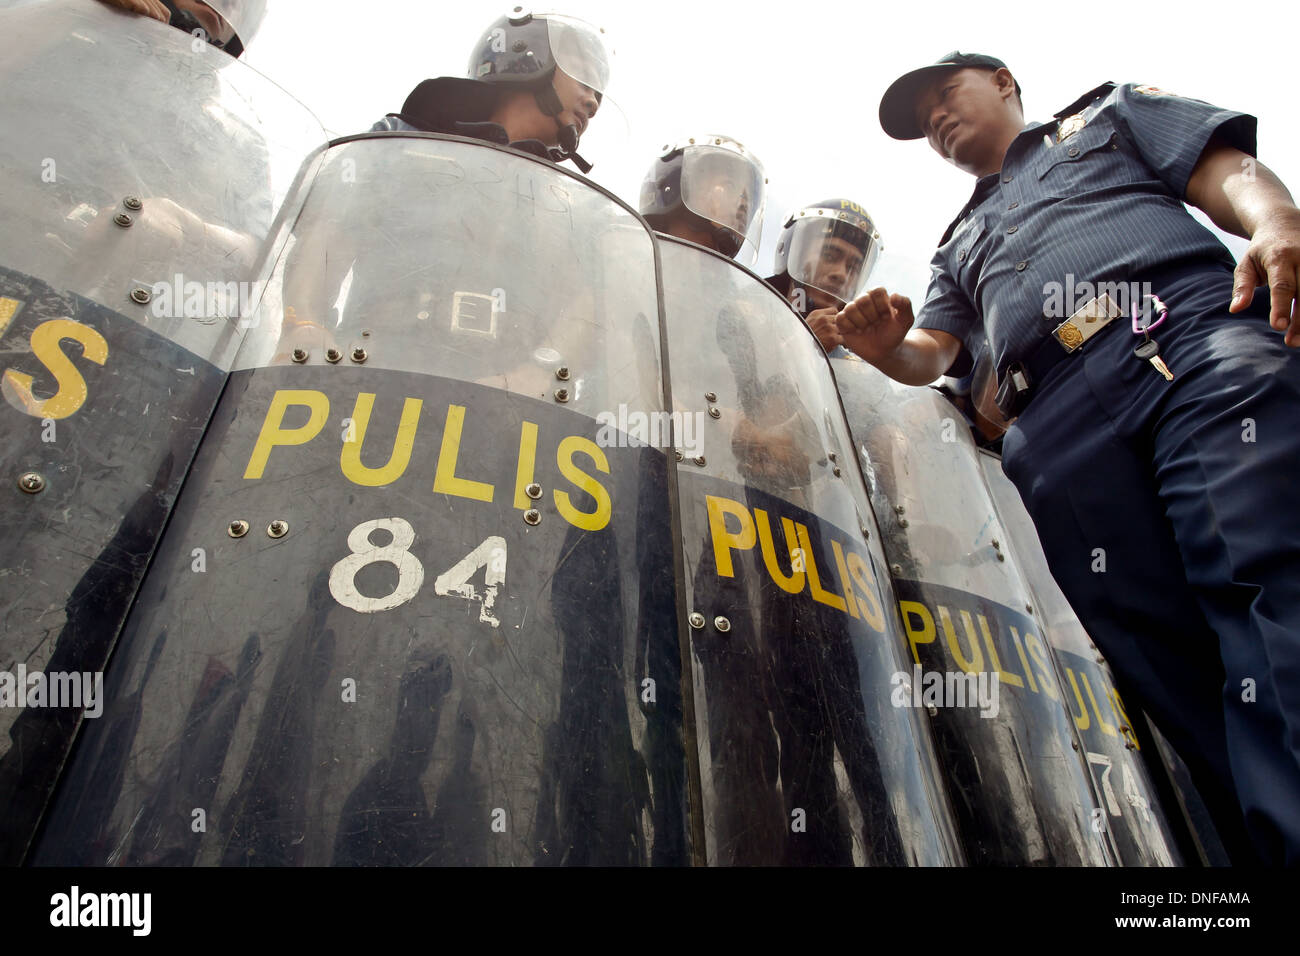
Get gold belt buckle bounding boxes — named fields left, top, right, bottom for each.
left=1052, top=293, right=1123, bottom=352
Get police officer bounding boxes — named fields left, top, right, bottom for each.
left=372, top=10, right=609, bottom=173
left=638, top=134, right=767, bottom=263
left=767, top=199, right=881, bottom=355
left=840, top=51, right=1300, bottom=865
left=94, top=0, right=252, bottom=54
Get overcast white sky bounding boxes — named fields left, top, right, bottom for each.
left=243, top=0, right=1296, bottom=302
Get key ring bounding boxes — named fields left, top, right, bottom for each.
left=1132, top=293, right=1169, bottom=334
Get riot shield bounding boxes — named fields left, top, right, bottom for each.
left=978, top=450, right=1180, bottom=865
left=832, top=357, right=1113, bottom=865
left=0, top=0, right=324, bottom=862
left=31, top=135, right=689, bottom=866
left=660, top=238, right=963, bottom=866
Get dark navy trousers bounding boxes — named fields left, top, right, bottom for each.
left=1000, top=263, right=1300, bottom=866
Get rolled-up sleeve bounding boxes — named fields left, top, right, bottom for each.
left=1113, top=83, right=1257, bottom=199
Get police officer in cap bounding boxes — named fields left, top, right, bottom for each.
left=767, top=199, right=881, bottom=355
left=373, top=8, right=610, bottom=173
left=840, top=51, right=1300, bottom=865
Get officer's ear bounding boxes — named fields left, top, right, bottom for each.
left=992, top=68, right=1022, bottom=115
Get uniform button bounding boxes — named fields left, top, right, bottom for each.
left=1016, top=260, right=1028, bottom=272
left=1007, top=225, right=1018, bottom=234
left=1008, top=201, right=1019, bottom=209
left=1002, top=174, right=1014, bottom=183
left=1067, top=146, right=1080, bottom=157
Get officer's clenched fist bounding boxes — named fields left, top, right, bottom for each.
left=805, top=307, right=843, bottom=353
left=836, top=288, right=914, bottom=363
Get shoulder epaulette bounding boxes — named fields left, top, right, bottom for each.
left=1054, top=81, right=1118, bottom=119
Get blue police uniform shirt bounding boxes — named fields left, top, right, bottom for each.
left=916, top=82, right=1258, bottom=376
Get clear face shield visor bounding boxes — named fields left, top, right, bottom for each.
left=197, top=0, right=266, bottom=47
left=785, top=215, right=880, bottom=307
left=679, top=144, right=766, bottom=266
left=543, top=14, right=612, bottom=98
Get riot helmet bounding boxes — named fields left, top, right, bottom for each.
left=468, top=8, right=614, bottom=172
left=160, top=0, right=264, bottom=56
left=772, top=200, right=882, bottom=312
left=639, top=135, right=767, bottom=266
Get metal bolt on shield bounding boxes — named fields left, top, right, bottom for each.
left=525, top=482, right=543, bottom=500
left=130, top=287, right=152, bottom=305
left=554, top=388, right=569, bottom=403
left=122, top=196, right=143, bottom=211
left=113, top=212, right=133, bottom=227
left=688, top=612, right=705, bottom=629
left=556, top=366, right=570, bottom=381
left=18, top=472, right=44, bottom=494
left=325, top=348, right=342, bottom=364
left=267, top=520, right=289, bottom=538
left=291, top=348, right=308, bottom=363
left=523, top=509, right=541, bottom=525
left=228, top=520, right=249, bottom=538
left=713, top=616, right=731, bottom=632
left=351, top=347, right=367, bottom=363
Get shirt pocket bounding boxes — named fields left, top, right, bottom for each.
left=1036, top=119, right=1150, bottom=198
left=943, top=212, right=986, bottom=286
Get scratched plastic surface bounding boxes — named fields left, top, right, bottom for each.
left=0, top=0, right=322, bottom=863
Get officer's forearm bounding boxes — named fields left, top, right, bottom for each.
left=872, top=330, right=955, bottom=387
left=1187, top=141, right=1298, bottom=240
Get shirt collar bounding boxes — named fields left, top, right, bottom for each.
left=453, top=121, right=556, bottom=161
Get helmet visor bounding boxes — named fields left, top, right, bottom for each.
left=201, top=0, right=266, bottom=47
left=680, top=143, right=765, bottom=266
left=785, top=213, right=880, bottom=306
left=544, top=14, right=612, bottom=97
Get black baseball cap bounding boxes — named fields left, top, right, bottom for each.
left=879, top=52, right=1021, bottom=140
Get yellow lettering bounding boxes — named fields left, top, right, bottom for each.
left=899, top=600, right=935, bottom=666
left=706, top=495, right=755, bottom=578
left=1110, top=686, right=1140, bottom=750
left=845, top=551, right=885, bottom=632
left=553, top=435, right=611, bottom=531
left=1010, top=626, right=1039, bottom=693
left=979, top=614, right=1024, bottom=688
left=831, top=540, right=860, bottom=619
left=1080, top=672, right=1117, bottom=737
left=2, top=318, right=108, bottom=420
left=938, top=606, right=984, bottom=673
left=243, top=389, right=329, bottom=479
left=1064, top=668, right=1091, bottom=731
left=433, top=404, right=495, bottom=503
left=0, top=297, right=21, bottom=337
left=513, top=421, right=539, bottom=510
left=755, top=508, right=804, bottom=594
left=796, top=523, right=846, bottom=613
left=1024, top=632, right=1058, bottom=699
left=339, top=393, right=422, bottom=487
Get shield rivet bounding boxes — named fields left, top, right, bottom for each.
left=351, top=347, right=368, bottom=363
left=130, top=287, right=152, bottom=305
left=113, top=212, right=133, bottom=227
left=18, top=472, right=44, bottom=494
left=268, top=520, right=289, bottom=538
left=525, top=482, right=543, bottom=500
left=291, top=348, right=308, bottom=363
left=693, top=455, right=706, bottom=466
left=890, top=564, right=903, bottom=576
left=708, top=406, right=721, bottom=419
left=123, top=196, right=143, bottom=211
left=713, top=616, right=731, bottom=632
left=523, top=509, right=541, bottom=525
left=704, top=391, right=717, bottom=403
left=325, top=348, right=342, bottom=364
left=554, top=388, right=569, bottom=403
left=688, top=612, right=705, bottom=629
left=228, top=519, right=249, bottom=538
left=556, top=366, right=570, bottom=381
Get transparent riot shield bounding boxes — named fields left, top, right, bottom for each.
left=0, top=0, right=324, bottom=862
left=660, top=238, right=963, bottom=866
left=978, top=450, right=1181, bottom=865
left=31, top=135, right=689, bottom=867
left=831, top=358, right=1114, bottom=865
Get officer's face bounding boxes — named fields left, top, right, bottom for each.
left=805, top=236, right=863, bottom=301
left=551, top=68, right=600, bottom=141
left=914, top=67, right=1019, bottom=175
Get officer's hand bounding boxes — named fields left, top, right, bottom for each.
left=836, top=288, right=914, bottom=363
left=95, top=0, right=171, bottom=22
left=805, top=307, right=842, bottom=353
left=1230, top=207, right=1300, bottom=347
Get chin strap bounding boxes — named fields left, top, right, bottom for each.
left=532, top=83, right=593, bottom=174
